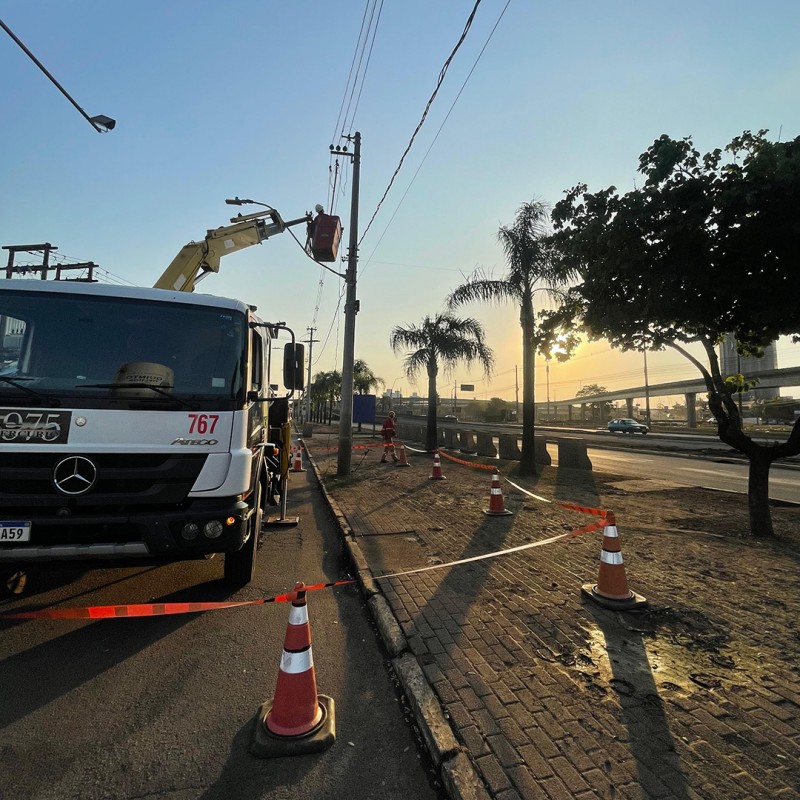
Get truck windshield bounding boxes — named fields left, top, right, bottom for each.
left=0, top=290, right=246, bottom=409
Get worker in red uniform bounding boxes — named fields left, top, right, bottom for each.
left=381, top=411, right=399, bottom=463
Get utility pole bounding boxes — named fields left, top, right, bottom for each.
left=643, top=350, right=652, bottom=425
left=515, top=365, right=519, bottom=420
left=303, top=327, right=319, bottom=423
left=337, top=131, right=361, bottom=476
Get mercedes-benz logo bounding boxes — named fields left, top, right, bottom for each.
left=53, top=456, right=98, bottom=496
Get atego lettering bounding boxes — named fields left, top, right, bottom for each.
left=170, top=438, right=218, bottom=446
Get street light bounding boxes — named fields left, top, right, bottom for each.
left=225, top=197, right=274, bottom=209
left=0, top=18, right=116, bottom=134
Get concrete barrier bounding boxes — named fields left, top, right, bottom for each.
left=534, top=435, right=551, bottom=466
left=476, top=431, right=497, bottom=457
left=498, top=433, right=521, bottom=461
left=301, top=423, right=313, bottom=438
left=557, top=438, right=592, bottom=470
left=443, top=428, right=457, bottom=449
left=459, top=430, right=477, bottom=454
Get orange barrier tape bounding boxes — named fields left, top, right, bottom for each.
left=437, top=449, right=496, bottom=471
left=0, top=580, right=355, bottom=621
left=505, top=478, right=608, bottom=518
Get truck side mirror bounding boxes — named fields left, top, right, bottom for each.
left=283, top=343, right=305, bottom=391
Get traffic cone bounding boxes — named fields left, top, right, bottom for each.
left=394, top=442, right=411, bottom=467
left=483, top=469, right=513, bottom=516
left=250, top=582, right=336, bottom=758
left=290, top=446, right=306, bottom=473
left=429, top=450, right=446, bottom=480
left=581, top=513, right=647, bottom=610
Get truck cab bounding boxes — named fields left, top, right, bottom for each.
left=0, top=279, right=302, bottom=586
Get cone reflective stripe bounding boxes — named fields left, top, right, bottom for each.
left=395, top=442, right=410, bottom=467
left=429, top=450, right=446, bottom=480
left=483, top=469, right=512, bottom=516
left=290, top=447, right=306, bottom=473
left=250, top=582, right=336, bottom=757
left=582, top=513, right=647, bottom=610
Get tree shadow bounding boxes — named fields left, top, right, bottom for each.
left=584, top=602, right=691, bottom=799
left=554, top=467, right=602, bottom=510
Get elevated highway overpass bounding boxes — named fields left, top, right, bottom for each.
left=541, top=366, right=800, bottom=427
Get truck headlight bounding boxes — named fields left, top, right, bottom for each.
left=181, top=523, right=200, bottom=541
left=203, top=520, right=224, bottom=539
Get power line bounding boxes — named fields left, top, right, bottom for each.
left=361, top=0, right=509, bottom=275
left=359, top=0, right=484, bottom=245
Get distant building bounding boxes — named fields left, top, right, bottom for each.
left=719, top=333, right=778, bottom=400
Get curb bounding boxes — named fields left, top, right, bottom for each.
left=300, top=439, right=489, bottom=800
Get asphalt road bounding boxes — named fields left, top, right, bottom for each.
left=584, top=447, right=800, bottom=504
left=0, top=468, right=443, bottom=800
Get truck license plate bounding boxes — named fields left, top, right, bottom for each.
left=0, top=522, right=31, bottom=542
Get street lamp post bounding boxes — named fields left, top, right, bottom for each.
left=0, top=19, right=115, bottom=133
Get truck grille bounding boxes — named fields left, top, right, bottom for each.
left=0, top=452, right=207, bottom=510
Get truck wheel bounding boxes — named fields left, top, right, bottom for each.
left=224, top=480, right=262, bottom=588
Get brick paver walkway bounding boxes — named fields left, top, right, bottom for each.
left=304, top=426, right=800, bottom=800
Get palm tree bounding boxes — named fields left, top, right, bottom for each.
left=311, top=370, right=341, bottom=424
left=447, top=200, right=574, bottom=475
left=353, top=359, right=384, bottom=395
left=390, top=313, right=494, bottom=452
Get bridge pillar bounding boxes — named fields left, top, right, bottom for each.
left=626, top=397, right=634, bottom=416
left=686, top=392, right=697, bottom=428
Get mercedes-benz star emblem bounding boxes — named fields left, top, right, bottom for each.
left=53, top=456, right=98, bottom=496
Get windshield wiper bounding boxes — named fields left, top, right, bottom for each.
left=77, top=383, right=199, bottom=410
left=0, top=376, right=61, bottom=406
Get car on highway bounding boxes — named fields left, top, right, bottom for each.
left=443, top=414, right=458, bottom=422
left=607, top=418, right=649, bottom=435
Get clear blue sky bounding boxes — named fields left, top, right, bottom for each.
left=2, top=1, right=799, bottom=403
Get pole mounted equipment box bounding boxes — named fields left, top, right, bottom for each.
left=310, top=214, right=342, bottom=263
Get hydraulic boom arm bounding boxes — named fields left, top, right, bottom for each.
left=154, top=209, right=311, bottom=293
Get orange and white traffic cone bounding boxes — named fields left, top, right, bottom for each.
left=581, top=513, right=647, bottom=610
left=290, top=446, right=306, bottom=473
left=394, top=442, right=410, bottom=467
left=429, top=450, right=446, bottom=480
left=483, top=469, right=512, bottom=516
left=250, top=582, right=336, bottom=758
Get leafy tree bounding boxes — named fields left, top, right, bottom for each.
left=552, top=130, right=800, bottom=536
left=390, top=313, right=494, bottom=451
left=447, top=200, right=577, bottom=475
left=485, top=396, right=510, bottom=422
left=575, top=384, right=612, bottom=420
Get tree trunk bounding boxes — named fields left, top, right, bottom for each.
left=519, top=318, right=536, bottom=476
left=748, top=450, right=775, bottom=537
left=426, top=366, right=438, bottom=452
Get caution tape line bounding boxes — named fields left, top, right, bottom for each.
left=0, top=580, right=355, bottom=621
left=375, top=520, right=605, bottom=581
left=437, top=448, right=497, bottom=471
left=504, top=478, right=608, bottom=518
left=0, top=514, right=609, bottom=621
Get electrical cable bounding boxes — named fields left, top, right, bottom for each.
left=361, top=0, right=509, bottom=274
left=359, top=0, right=484, bottom=245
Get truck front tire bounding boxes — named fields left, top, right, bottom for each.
left=224, top=480, right=262, bottom=587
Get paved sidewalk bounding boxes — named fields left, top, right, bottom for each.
left=302, top=425, right=800, bottom=800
